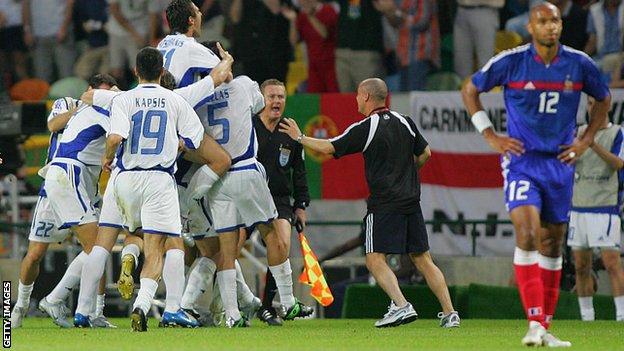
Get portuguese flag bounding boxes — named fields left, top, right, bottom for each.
left=284, top=93, right=374, bottom=199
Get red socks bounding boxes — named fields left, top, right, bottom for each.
left=513, top=248, right=545, bottom=326
left=539, top=254, right=562, bottom=329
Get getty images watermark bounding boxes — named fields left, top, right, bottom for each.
left=2, top=281, right=10, bottom=348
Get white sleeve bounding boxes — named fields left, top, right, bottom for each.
left=47, top=97, right=77, bottom=122
left=109, top=96, right=130, bottom=139
left=93, top=90, right=122, bottom=110
left=248, top=80, right=265, bottom=114
left=174, top=76, right=215, bottom=108
left=176, top=98, right=205, bottom=150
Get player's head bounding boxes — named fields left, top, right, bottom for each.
left=527, top=3, right=562, bottom=48
left=87, top=73, right=117, bottom=91
left=161, top=70, right=177, bottom=90
left=260, top=79, right=286, bottom=120
left=166, top=0, right=202, bottom=37
left=202, top=40, right=233, bottom=81
left=356, top=78, right=388, bottom=115
left=135, top=47, right=164, bottom=83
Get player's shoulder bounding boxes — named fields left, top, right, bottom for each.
left=232, top=75, right=258, bottom=87
left=481, top=44, right=531, bottom=71
left=560, top=45, right=596, bottom=65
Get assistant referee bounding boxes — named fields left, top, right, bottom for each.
left=254, top=79, right=313, bottom=326
left=279, top=78, right=460, bottom=328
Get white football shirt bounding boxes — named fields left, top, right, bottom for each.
left=157, top=34, right=220, bottom=88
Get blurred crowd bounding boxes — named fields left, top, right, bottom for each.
left=1, top=0, right=624, bottom=94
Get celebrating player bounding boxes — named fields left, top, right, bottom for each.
left=461, top=3, right=611, bottom=347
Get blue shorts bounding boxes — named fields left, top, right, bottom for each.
left=501, top=152, right=573, bottom=224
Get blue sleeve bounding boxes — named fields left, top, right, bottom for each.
left=586, top=14, right=595, bottom=35
left=581, top=55, right=610, bottom=101
left=471, top=54, right=511, bottom=93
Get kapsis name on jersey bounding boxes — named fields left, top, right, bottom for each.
left=135, top=97, right=166, bottom=108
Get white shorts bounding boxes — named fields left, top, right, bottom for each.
left=114, top=171, right=182, bottom=235
left=44, top=160, right=99, bottom=229
left=208, top=163, right=277, bottom=234
left=568, top=211, right=622, bottom=250
left=186, top=195, right=218, bottom=239
left=28, top=196, right=71, bottom=243
left=99, top=168, right=124, bottom=230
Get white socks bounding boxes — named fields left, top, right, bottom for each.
left=235, top=260, right=256, bottom=306
left=187, top=165, right=220, bottom=201
left=94, top=294, right=105, bottom=318
left=180, top=257, right=216, bottom=310
left=76, top=246, right=109, bottom=316
left=121, top=244, right=140, bottom=265
left=15, top=281, right=34, bottom=309
left=578, top=296, right=595, bottom=321
left=163, top=249, right=185, bottom=313
left=47, top=251, right=87, bottom=304
left=217, top=269, right=240, bottom=320
left=615, top=295, right=624, bottom=321
left=133, top=278, right=158, bottom=315
left=269, top=259, right=295, bottom=308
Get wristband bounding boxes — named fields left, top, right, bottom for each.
left=471, top=110, right=494, bottom=133
left=297, top=133, right=305, bottom=143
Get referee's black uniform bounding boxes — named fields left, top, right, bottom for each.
left=253, top=114, right=310, bottom=221
left=330, top=107, right=429, bottom=254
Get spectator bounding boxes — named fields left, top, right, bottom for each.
left=334, top=0, right=385, bottom=92
left=504, top=0, right=542, bottom=40
left=584, top=0, right=624, bottom=74
left=22, top=0, right=76, bottom=83
left=453, top=0, right=503, bottom=80
left=0, top=0, right=29, bottom=84
left=73, top=0, right=109, bottom=80
left=106, top=0, right=161, bottom=86
left=374, top=0, right=441, bottom=91
left=284, top=0, right=339, bottom=93
left=230, top=0, right=293, bottom=84
left=609, top=56, right=624, bottom=88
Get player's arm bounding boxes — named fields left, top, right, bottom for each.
left=47, top=98, right=79, bottom=132
left=415, top=146, right=431, bottom=169
left=103, top=134, right=123, bottom=172
left=105, top=96, right=130, bottom=171
left=590, top=140, right=624, bottom=170
left=280, top=118, right=335, bottom=154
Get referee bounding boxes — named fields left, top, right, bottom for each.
left=279, top=78, right=460, bottom=328
left=254, top=79, right=313, bottom=326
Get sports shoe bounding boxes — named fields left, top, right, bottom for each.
left=438, top=311, right=460, bottom=328
left=257, top=307, right=283, bottom=326
left=10, top=306, right=26, bottom=329
left=542, top=332, right=572, bottom=347
left=73, top=313, right=93, bottom=328
left=117, top=254, right=135, bottom=300
left=160, top=309, right=200, bottom=328
left=374, top=302, right=418, bottom=328
left=521, top=321, right=547, bottom=346
left=91, top=316, right=117, bottom=328
left=279, top=299, right=314, bottom=321
left=224, top=315, right=248, bottom=328
left=39, top=297, right=72, bottom=328
left=130, top=307, right=147, bottom=332
left=240, top=296, right=262, bottom=322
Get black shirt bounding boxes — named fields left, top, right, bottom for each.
left=330, top=109, right=428, bottom=214
left=253, top=115, right=310, bottom=209
left=561, top=3, right=588, bottom=51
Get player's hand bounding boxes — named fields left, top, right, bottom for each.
left=558, top=138, right=591, bottom=165
left=102, top=155, right=114, bottom=172
left=279, top=118, right=302, bottom=141
left=483, top=129, right=524, bottom=157
left=294, top=208, right=307, bottom=230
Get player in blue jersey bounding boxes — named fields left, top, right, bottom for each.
left=462, top=3, right=611, bottom=347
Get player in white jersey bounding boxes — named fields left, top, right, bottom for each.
left=73, top=47, right=232, bottom=332
left=10, top=75, right=118, bottom=329
left=186, top=42, right=310, bottom=327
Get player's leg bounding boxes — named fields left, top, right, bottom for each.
left=216, top=229, right=246, bottom=327
left=118, top=231, right=143, bottom=300
left=600, top=249, right=624, bottom=321
left=573, top=249, right=595, bottom=321
left=181, top=237, right=218, bottom=314
left=10, top=241, right=49, bottom=328
left=538, top=222, right=567, bottom=328
left=70, top=221, right=102, bottom=327
left=234, top=229, right=261, bottom=323
left=130, top=233, right=166, bottom=331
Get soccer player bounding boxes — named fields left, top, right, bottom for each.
left=568, top=104, right=624, bottom=322
left=253, top=79, right=312, bottom=326
left=10, top=76, right=116, bottom=329
left=279, top=78, right=459, bottom=329
left=73, top=50, right=233, bottom=330
left=461, top=3, right=611, bottom=347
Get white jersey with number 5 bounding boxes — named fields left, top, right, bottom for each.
left=109, top=84, right=205, bottom=172
left=157, top=34, right=220, bottom=88
left=196, top=76, right=264, bottom=168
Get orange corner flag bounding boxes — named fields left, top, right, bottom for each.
left=298, top=232, right=334, bottom=307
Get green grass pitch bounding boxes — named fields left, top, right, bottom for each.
left=11, top=318, right=624, bottom=350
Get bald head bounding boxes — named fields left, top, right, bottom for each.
left=359, top=78, right=388, bottom=102
left=530, top=2, right=560, bottom=21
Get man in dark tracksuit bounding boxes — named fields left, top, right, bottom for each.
left=253, top=79, right=313, bottom=325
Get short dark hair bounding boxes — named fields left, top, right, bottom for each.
left=136, top=47, right=163, bottom=81
left=201, top=40, right=221, bottom=59
left=161, top=70, right=177, bottom=90
left=166, top=0, right=195, bottom=34
left=260, top=79, right=285, bottom=94
left=87, top=74, right=117, bottom=89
